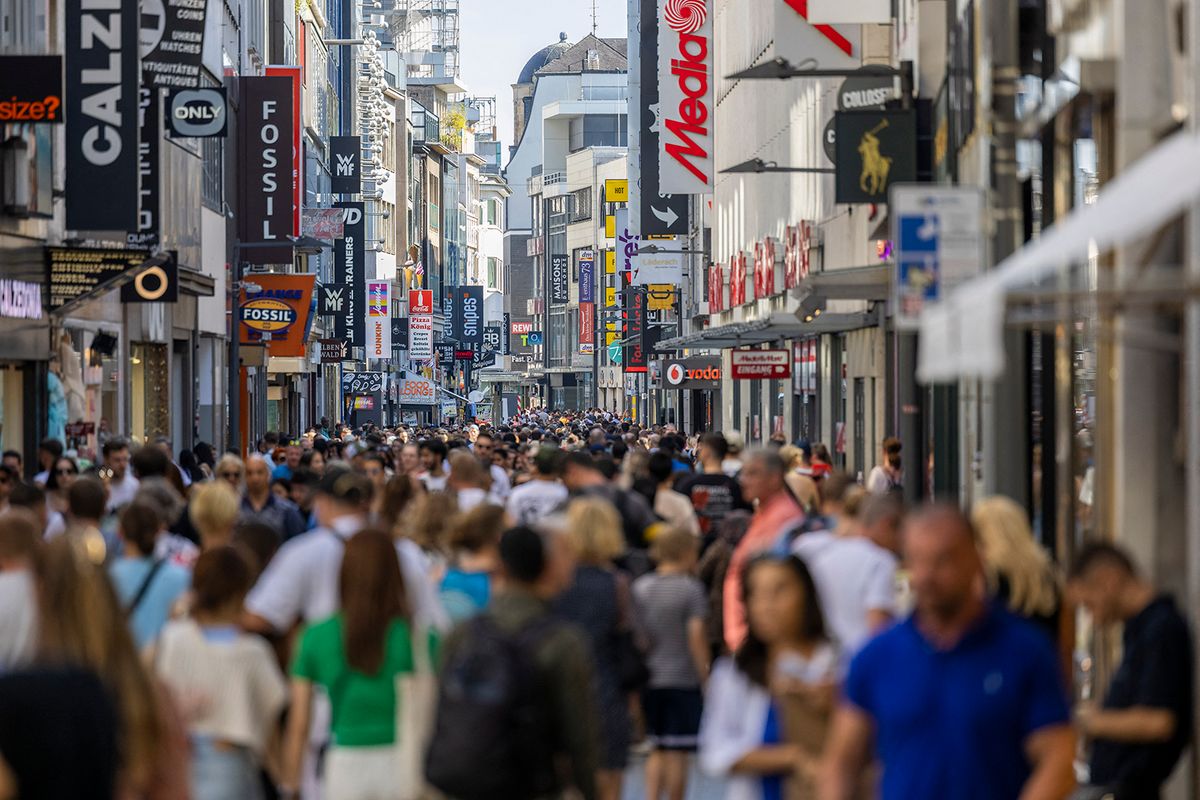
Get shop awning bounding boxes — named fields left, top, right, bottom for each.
left=919, top=129, right=1200, bottom=383
left=656, top=310, right=876, bottom=352
left=267, top=357, right=314, bottom=373
left=802, top=264, right=890, bottom=301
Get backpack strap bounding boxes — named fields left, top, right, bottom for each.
left=125, top=558, right=167, bottom=617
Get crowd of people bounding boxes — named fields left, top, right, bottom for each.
left=0, top=411, right=1191, bottom=800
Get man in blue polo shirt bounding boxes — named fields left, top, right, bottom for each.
left=819, top=504, right=1075, bottom=800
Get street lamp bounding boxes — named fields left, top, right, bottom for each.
left=720, top=158, right=836, bottom=175
left=725, top=57, right=902, bottom=81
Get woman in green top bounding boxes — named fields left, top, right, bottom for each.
left=280, top=528, right=435, bottom=800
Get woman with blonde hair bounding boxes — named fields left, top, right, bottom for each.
left=971, top=495, right=1061, bottom=636
left=555, top=497, right=636, bottom=800
left=778, top=445, right=819, bottom=514
left=189, top=480, right=241, bottom=550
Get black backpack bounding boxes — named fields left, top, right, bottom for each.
left=424, top=614, right=558, bottom=800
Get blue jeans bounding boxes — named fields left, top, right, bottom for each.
left=190, top=737, right=263, bottom=800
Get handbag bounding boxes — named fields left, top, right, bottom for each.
left=395, top=624, right=439, bottom=800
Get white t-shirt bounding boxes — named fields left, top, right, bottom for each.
left=791, top=531, right=898, bottom=655
left=0, top=570, right=36, bottom=670
left=421, top=472, right=449, bottom=493
left=106, top=472, right=140, bottom=512
left=866, top=465, right=900, bottom=495
left=488, top=464, right=512, bottom=502
left=505, top=479, right=568, bottom=526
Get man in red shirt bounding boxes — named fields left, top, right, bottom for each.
left=722, top=449, right=805, bottom=652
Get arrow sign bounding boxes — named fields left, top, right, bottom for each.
left=651, top=205, right=679, bottom=228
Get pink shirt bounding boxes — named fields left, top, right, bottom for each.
left=722, top=491, right=804, bottom=652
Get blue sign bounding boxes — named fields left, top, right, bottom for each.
left=527, top=331, right=544, bottom=346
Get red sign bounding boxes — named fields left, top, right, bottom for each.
left=511, top=320, right=533, bottom=334
left=731, top=349, right=792, bottom=380
left=239, top=273, right=316, bottom=357
left=784, top=0, right=855, bottom=57
left=265, top=66, right=302, bottom=238
left=729, top=251, right=747, bottom=306
left=707, top=262, right=724, bottom=311
left=579, top=302, right=595, bottom=352
left=753, top=238, right=776, bottom=299
left=408, top=289, right=433, bottom=315
left=784, top=223, right=813, bottom=289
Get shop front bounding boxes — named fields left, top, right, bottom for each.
left=0, top=275, right=50, bottom=466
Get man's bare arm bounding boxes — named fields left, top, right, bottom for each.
left=1019, top=724, right=1075, bottom=800
left=817, top=705, right=874, bottom=800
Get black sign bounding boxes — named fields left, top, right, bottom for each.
left=949, top=2, right=976, bottom=154
left=443, top=290, right=457, bottom=342
left=483, top=325, right=501, bottom=352
left=392, top=316, right=408, bottom=343
left=65, top=0, right=138, bottom=231
left=550, top=254, right=569, bottom=305
left=435, top=342, right=456, bottom=368
left=330, top=136, right=361, bottom=194
left=165, top=87, right=226, bottom=137
left=239, top=77, right=294, bottom=263
left=46, top=246, right=147, bottom=309
left=660, top=356, right=721, bottom=390
left=834, top=110, right=917, bottom=205
left=473, top=349, right=497, bottom=370
left=120, top=253, right=177, bottom=303
left=140, top=0, right=208, bottom=88
left=340, top=371, right=384, bottom=394
left=458, top=285, right=483, bottom=347
left=837, top=68, right=897, bottom=111
left=0, top=56, right=63, bottom=123
left=320, top=339, right=347, bottom=362
left=501, top=312, right=511, bottom=355
left=623, top=286, right=647, bottom=374
left=128, top=87, right=160, bottom=249
left=333, top=202, right=365, bottom=347
left=319, top=282, right=350, bottom=315
left=639, top=0, right=689, bottom=236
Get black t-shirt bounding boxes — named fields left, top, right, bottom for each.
left=674, top=472, right=751, bottom=539
left=1090, top=595, right=1194, bottom=797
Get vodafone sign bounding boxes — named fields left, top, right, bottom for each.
left=661, top=356, right=721, bottom=390
left=658, top=0, right=713, bottom=195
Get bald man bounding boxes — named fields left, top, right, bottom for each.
left=819, top=505, right=1075, bottom=800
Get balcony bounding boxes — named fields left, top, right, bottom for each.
left=527, top=174, right=543, bottom=196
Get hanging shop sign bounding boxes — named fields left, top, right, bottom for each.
left=776, top=0, right=860, bottom=71
left=265, top=66, right=302, bottom=240
left=320, top=339, right=348, bottom=363
left=837, top=68, right=898, bottom=111
left=806, top=0, right=891, bottom=24
left=0, top=279, right=43, bottom=320
left=579, top=302, right=595, bottom=354
left=631, top=237, right=684, bottom=286
left=407, top=289, right=434, bottom=360
left=398, top=375, right=438, bottom=405
left=65, top=0, right=139, bottom=231
left=341, top=371, right=384, bottom=394
left=46, top=246, right=146, bottom=310
left=783, top=222, right=813, bottom=289
left=333, top=202, right=365, bottom=346
left=120, top=252, right=178, bottom=303
left=302, top=208, right=345, bottom=241
left=238, top=273, right=316, bottom=358
left=318, top=282, right=349, bottom=315
left=128, top=88, right=161, bottom=250
left=0, top=57, right=63, bottom=123
left=647, top=285, right=675, bottom=311
left=834, top=110, right=917, bottom=205
left=949, top=2, right=977, bottom=154
left=501, top=313, right=511, bottom=355
left=731, top=349, right=792, bottom=380
left=729, top=250, right=747, bottom=306
left=707, top=262, right=724, bottom=312
left=623, top=286, right=648, bottom=374
left=753, top=238, right=776, bottom=300
left=435, top=341, right=456, bottom=368
left=239, top=76, right=295, bottom=263
left=658, top=0, right=713, bottom=195
left=550, top=254, right=569, bottom=305
left=511, top=320, right=534, bottom=335
left=640, top=0, right=690, bottom=236
left=456, top=285, right=483, bottom=347
left=443, top=287, right=457, bottom=341
left=139, top=0, right=208, bottom=88
left=330, top=136, right=362, bottom=194
left=392, top=316, right=408, bottom=354
left=604, top=180, right=629, bottom=203
left=165, top=87, right=226, bottom=137
left=578, top=250, right=595, bottom=303
left=365, top=281, right=391, bottom=359
left=662, top=356, right=720, bottom=390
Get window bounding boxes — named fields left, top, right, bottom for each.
left=487, top=199, right=498, bottom=226
left=201, top=136, right=223, bottom=212
left=487, top=257, right=500, bottom=289
left=569, top=114, right=628, bottom=151
left=569, top=188, right=592, bottom=222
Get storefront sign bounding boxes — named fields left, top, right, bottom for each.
left=753, top=238, right=776, bottom=300
left=793, top=338, right=818, bottom=394
left=0, top=57, right=63, bottom=123
left=318, top=282, right=348, bottom=315
left=623, top=287, right=647, bottom=373
left=65, top=0, right=138, bottom=231
left=0, top=279, right=43, bottom=319
left=128, top=87, right=160, bottom=250
left=783, top=222, right=812, bottom=289
left=835, top=110, right=917, bottom=204
left=806, top=0, right=891, bottom=24
left=265, top=66, right=302, bottom=240
left=435, top=341, right=455, bottom=368
left=302, top=208, right=345, bottom=240
left=647, top=285, right=675, bottom=311
left=501, top=313, right=511, bottom=355
left=662, top=356, right=720, bottom=390
left=140, top=0, right=207, bottom=87
left=120, top=254, right=177, bottom=303
left=579, top=302, right=595, bottom=354
left=632, top=237, right=684, bottom=286
left=707, top=262, right=724, bottom=311
left=640, top=0, right=690, bottom=235
left=456, top=285, right=483, bottom=347
left=333, top=201, right=365, bottom=346
left=65, top=422, right=96, bottom=437
left=366, top=282, right=390, bottom=359
left=729, top=250, right=747, bottom=306
left=399, top=375, right=438, bottom=405
left=238, top=76, right=294, bottom=263
left=776, top=0, right=860, bottom=70
left=837, top=69, right=898, bottom=110
left=46, top=246, right=146, bottom=310
left=320, top=339, right=347, bottom=362
left=238, top=273, right=316, bottom=358
left=443, top=288, right=457, bottom=341
left=578, top=250, right=595, bottom=303
left=165, top=87, right=226, bottom=137
left=330, top=135, right=361, bottom=194
left=731, top=349, right=791, bottom=380
left=341, top=371, right=384, bottom=394
left=408, top=289, right=434, bottom=360
left=550, top=254, right=569, bottom=304
left=604, top=180, right=629, bottom=203
left=511, top=320, right=534, bottom=335
left=658, top=0, right=713, bottom=195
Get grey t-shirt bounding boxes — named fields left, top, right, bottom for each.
left=632, top=572, right=708, bottom=689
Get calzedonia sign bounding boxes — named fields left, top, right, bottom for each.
left=658, top=0, right=713, bottom=195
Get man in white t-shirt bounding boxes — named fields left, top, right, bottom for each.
left=506, top=446, right=568, bottom=527
left=102, top=440, right=139, bottom=512
left=791, top=493, right=902, bottom=655
left=472, top=432, right=511, bottom=502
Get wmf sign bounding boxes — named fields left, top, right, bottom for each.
left=330, top=136, right=361, bottom=194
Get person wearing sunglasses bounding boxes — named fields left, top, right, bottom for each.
left=42, top=457, right=80, bottom=540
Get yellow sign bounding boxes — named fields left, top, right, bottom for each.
left=605, top=215, right=615, bottom=238
left=606, top=331, right=620, bottom=346
left=604, top=180, right=629, bottom=203
left=605, top=287, right=617, bottom=307
left=605, top=250, right=616, bottom=273
left=647, top=285, right=675, bottom=311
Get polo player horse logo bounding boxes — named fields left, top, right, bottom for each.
left=858, top=120, right=893, bottom=196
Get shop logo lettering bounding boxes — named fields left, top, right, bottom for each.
left=79, top=0, right=129, bottom=166
left=336, top=153, right=356, bottom=176
left=662, top=0, right=711, bottom=187
left=461, top=292, right=480, bottom=339
left=256, top=98, right=282, bottom=239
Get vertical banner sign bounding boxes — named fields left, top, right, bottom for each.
left=501, top=312, right=511, bottom=355
left=239, top=77, right=294, bottom=263
left=265, top=66, right=302, bottom=238
left=443, top=288, right=457, bottom=342
left=623, top=286, right=648, bottom=373
left=658, top=0, right=714, bottom=195
left=579, top=302, right=595, bottom=354
left=366, top=282, right=391, bottom=358
left=139, top=0, right=208, bottom=87
left=578, top=249, right=595, bottom=303
left=458, top=285, right=483, bottom=348
left=66, top=0, right=139, bottom=231
left=550, top=254, right=569, bottom=304
left=128, top=87, right=160, bottom=248
left=330, top=135, right=361, bottom=194
left=333, top=201, right=365, bottom=345
left=640, top=0, right=689, bottom=235
left=408, top=290, right=434, bottom=360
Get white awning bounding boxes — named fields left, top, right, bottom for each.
left=919, top=130, right=1200, bottom=383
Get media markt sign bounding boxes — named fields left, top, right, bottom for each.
left=731, top=349, right=791, bottom=380
left=658, top=0, right=713, bottom=195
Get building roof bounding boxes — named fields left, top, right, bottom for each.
left=535, top=34, right=627, bottom=76
left=517, top=32, right=574, bottom=85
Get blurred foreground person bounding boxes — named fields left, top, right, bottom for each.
left=819, top=505, right=1074, bottom=800
left=1068, top=544, right=1192, bottom=800
left=972, top=496, right=1060, bottom=637
left=0, top=510, right=39, bottom=669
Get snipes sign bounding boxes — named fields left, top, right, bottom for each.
left=658, top=0, right=713, bottom=195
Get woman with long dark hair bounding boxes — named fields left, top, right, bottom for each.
left=699, top=554, right=839, bottom=800
left=280, top=529, right=436, bottom=800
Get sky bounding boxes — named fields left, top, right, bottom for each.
left=459, top=0, right=628, bottom=158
